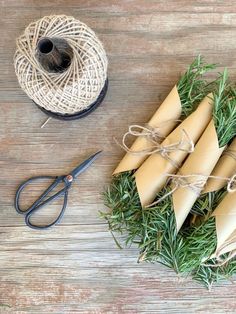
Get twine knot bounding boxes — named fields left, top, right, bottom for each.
left=117, top=124, right=194, bottom=169
left=147, top=173, right=236, bottom=208
left=171, top=174, right=206, bottom=195
left=121, top=124, right=165, bottom=153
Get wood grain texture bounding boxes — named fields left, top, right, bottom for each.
left=1, top=0, right=236, bottom=313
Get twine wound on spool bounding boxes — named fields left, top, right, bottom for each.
left=14, top=15, right=108, bottom=117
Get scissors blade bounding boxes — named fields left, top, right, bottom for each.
left=70, top=151, right=102, bottom=179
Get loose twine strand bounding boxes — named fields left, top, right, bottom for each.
left=41, top=117, right=51, bottom=128
left=14, top=15, right=108, bottom=115
left=147, top=173, right=236, bottom=208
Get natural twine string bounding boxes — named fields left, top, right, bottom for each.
left=14, top=15, right=108, bottom=115
left=115, top=127, right=194, bottom=169
left=41, top=117, right=51, bottom=128
left=121, top=124, right=166, bottom=151
left=213, top=250, right=236, bottom=267
left=117, top=119, right=182, bottom=155
left=203, top=233, right=236, bottom=267
left=146, top=173, right=236, bottom=208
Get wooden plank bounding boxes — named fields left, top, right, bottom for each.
left=2, top=0, right=236, bottom=15
left=1, top=1, right=236, bottom=313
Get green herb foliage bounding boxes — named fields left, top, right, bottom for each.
left=177, top=55, right=216, bottom=117
left=212, top=69, right=236, bottom=147
left=190, top=188, right=227, bottom=218
left=101, top=171, right=142, bottom=247
left=167, top=187, right=235, bottom=288
left=192, top=254, right=236, bottom=290
left=142, top=188, right=227, bottom=274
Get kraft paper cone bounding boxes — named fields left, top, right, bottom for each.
left=135, top=94, right=213, bottom=207
left=212, top=230, right=236, bottom=257
left=172, top=120, right=225, bottom=232
left=204, top=138, right=236, bottom=193
left=212, top=191, right=236, bottom=256
left=113, top=86, right=182, bottom=174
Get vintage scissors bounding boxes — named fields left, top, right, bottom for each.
left=15, top=151, right=102, bottom=230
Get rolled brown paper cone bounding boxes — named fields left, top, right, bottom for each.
left=213, top=229, right=236, bottom=257
left=135, top=94, right=213, bottom=207
left=203, top=138, right=236, bottom=193
left=113, top=85, right=181, bottom=174
left=212, top=191, right=236, bottom=255
left=172, top=120, right=225, bottom=232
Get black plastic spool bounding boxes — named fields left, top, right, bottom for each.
left=34, top=78, right=108, bottom=121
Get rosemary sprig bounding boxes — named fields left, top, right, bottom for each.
left=168, top=185, right=236, bottom=288
left=138, top=186, right=191, bottom=272
left=192, top=253, right=236, bottom=290
left=101, top=171, right=142, bottom=246
left=190, top=188, right=227, bottom=218
left=184, top=216, right=236, bottom=289
left=139, top=190, right=226, bottom=274
left=184, top=217, right=217, bottom=271
left=213, top=69, right=236, bottom=147
left=192, top=264, right=223, bottom=290
left=177, top=55, right=216, bottom=117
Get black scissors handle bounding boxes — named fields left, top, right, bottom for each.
left=15, top=175, right=71, bottom=230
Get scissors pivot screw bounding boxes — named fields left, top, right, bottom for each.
left=66, top=175, right=73, bottom=182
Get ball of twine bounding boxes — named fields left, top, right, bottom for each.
left=14, top=15, right=108, bottom=115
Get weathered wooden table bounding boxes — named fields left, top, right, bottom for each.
left=1, top=1, right=236, bottom=313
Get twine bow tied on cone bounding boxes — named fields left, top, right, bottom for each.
left=116, top=127, right=194, bottom=169
left=122, top=124, right=166, bottom=149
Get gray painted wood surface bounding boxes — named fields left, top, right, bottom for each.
left=1, top=1, right=236, bottom=313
